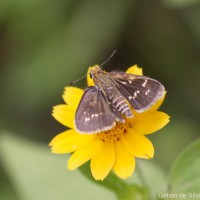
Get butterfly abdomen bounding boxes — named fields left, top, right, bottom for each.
left=109, top=95, right=133, bottom=118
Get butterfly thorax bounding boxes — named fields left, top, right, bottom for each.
left=90, top=66, right=133, bottom=118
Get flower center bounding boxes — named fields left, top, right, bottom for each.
left=97, top=122, right=131, bottom=142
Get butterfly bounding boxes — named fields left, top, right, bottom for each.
left=75, top=65, right=165, bottom=134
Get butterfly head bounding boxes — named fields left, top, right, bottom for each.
left=89, top=65, right=106, bottom=80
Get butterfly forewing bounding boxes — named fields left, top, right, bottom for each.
left=75, top=66, right=165, bottom=134
left=111, top=72, right=164, bottom=112
left=75, top=86, right=124, bottom=134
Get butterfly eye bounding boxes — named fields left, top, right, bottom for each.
left=90, top=72, right=93, bottom=79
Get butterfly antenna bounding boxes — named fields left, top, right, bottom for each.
left=69, top=74, right=87, bottom=85
left=99, top=50, right=117, bottom=67
left=69, top=50, right=117, bottom=85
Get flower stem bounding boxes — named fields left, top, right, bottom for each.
left=79, top=162, right=149, bottom=200
left=117, top=184, right=149, bottom=200
left=136, top=162, right=147, bottom=186
left=79, top=162, right=127, bottom=192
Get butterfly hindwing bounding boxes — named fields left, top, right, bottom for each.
left=111, top=71, right=164, bottom=112
left=75, top=86, right=124, bottom=134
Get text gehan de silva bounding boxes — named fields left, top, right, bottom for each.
left=158, top=192, right=200, bottom=199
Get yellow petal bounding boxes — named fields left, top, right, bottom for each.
left=91, top=142, right=115, bottom=180
left=121, top=130, right=154, bottom=159
left=62, top=87, right=83, bottom=109
left=52, top=105, right=75, bottom=128
left=126, top=65, right=143, bottom=75
left=87, top=65, right=98, bottom=86
left=113, top=141, right=135, bottom=179
left=68, top=138, right=102, bottom=170
left=133, top=111, right=170, bottom=135
left=50, top=129, right=96, bottom=154
left=49, top=129, right=75, bottom=146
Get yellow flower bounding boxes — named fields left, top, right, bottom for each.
left=49, top=65, right=170, bottom=181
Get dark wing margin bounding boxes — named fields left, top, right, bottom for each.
left=111, top=72, right=165, bottom=112
left=75, top=86, right=124, bottom=134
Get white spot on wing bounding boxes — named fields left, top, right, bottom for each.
left=121, top=81, right=126, bottom=84
left=134, top=92, right=138, bottom=98
left=85, top=118, right=90, bottom=122
left=142, top=80, right=148, bottom=87
left=145, top=89, right=150, bottom=95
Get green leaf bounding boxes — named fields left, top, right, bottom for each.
left=168, top=138, right=200, bottom=194
left=161, top=0, right=200, bottom=8
left=151, top=119, right=198, bottom=170
left=0, top=132, right=115, bottom=200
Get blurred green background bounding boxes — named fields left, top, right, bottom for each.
left=1, top=0, right=200, bottom=199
